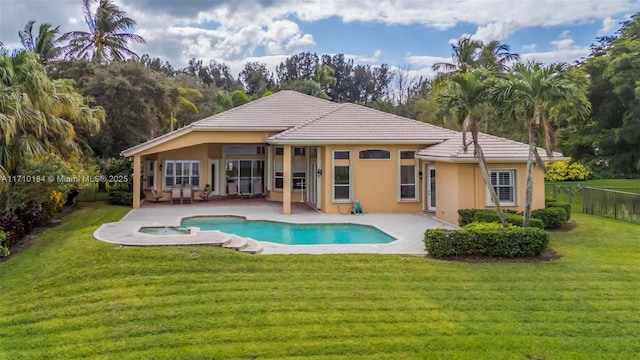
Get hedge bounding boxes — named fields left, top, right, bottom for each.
left=531, top=207, right=569, bottom=229
left=546, top=201, right=571, bottom=220
left=424, top=225, right=549, bottom=258
left=108, top=190, right=133, bottom=205
left=458, top=209, right=545, bottom=229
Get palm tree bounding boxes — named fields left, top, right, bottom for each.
left=492, top=62, right=590, bottom=226
left=432, top=37, right=519, bottom=74
left=0, top=51, right=104, bottom=184
left=19, top=20, right=63, bottom=65
left=168, top=87, right=202, bottom=131
left=312, top=63, right=337, bottom=88
left=436, top=69, right=508, bottom=226
left=61, top=0, right=145, bottom=62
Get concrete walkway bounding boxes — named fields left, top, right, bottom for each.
left=94, top=200, right=456, bottom=255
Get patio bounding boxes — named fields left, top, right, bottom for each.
left=94, top=199, right=456, bottom=254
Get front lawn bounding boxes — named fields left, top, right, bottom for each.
left=1, top=203, right=639, bottom=359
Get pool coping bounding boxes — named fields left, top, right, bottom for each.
left=95, top=203, right=457, bottom=254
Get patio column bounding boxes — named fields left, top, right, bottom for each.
left=282, top=145, right=292, bottom=215
left=132, top=155, right=142, bottom=209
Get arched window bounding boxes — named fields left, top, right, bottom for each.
left=358, top=149, right=391, bottom=160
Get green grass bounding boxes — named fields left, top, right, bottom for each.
left=1, top=203, right=639, bottom=359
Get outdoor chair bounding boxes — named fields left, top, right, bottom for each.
left=252, top=179, right=264, bottom=198
left=151, top=189, right=162, bottom=203
left=182, top=186, right=193, bottom=204
left=171, top=187, right=182, bottom=204
left=227, top=182, right=239, bottom=198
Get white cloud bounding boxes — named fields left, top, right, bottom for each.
left=598, top=16, right=618, bottom=35
left=471, top=21, right=519, bottom=42
left=522, top=31, right=590, bottom=64
left=522, top=43, right=537, bottom=52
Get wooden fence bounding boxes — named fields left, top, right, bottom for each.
left=582, top=187, right=640, bottom=224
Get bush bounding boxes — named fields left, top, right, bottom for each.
left=474, top=210, right=545, bottom=229
left=0, top=230, right=8, bottom=257
left=546, top=201, right=572, bottom=220
left=0, top=211, right=25, bottom=247
left=424, top=225, right=548, bottom=258
left=15, top=201, right=45, bottom=233
left=546, top=158, right=591, bottom=181
left=43, top=190, right=65, bottom=219
left=109, top=190, right=133, bottom=205
left=457, top=209, right=478, bottom=226
left=532, top=207, right=569, bottom=229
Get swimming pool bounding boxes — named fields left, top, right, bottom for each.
left=180, top=217, right=395, bottom=245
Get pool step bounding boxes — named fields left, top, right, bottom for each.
left=239, top=239, right=263, bottom=254
left=222, top=235, right=248, bottom=250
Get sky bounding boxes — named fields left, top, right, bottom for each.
left=0, top=0, right=638, bottom=80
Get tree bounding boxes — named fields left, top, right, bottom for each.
left=280, top=79, right=330, bottom=100
left=436, top=69, right=508, bottom=226
left=239, top=61, right=274, bottom=96
left=0, top=50, right=104, bottom=189
left=276, top=52, right=318, bottom=83
left=432, top=37, right=519, bottom=74
left=168, top=87, right=202, bottom=131
left=312, top=63, right=336, bottom=88
left=61, top=0, right=145, bottom=62
left=18, top=20, right=63, bottom=65
left=493, top=62, right=590, bottom=226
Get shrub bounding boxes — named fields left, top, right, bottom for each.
left=532, top=207, right=569, bottom=229
left=473, top=210, right=545, bottom=229
left=546, top=201, right=572, bottom=220
left=457, top=209, right=478, bottom=226
left=15, top=201, right=45, bottom=233
left=0, top=211, right=25, bottom=247
left=0, top=230, right=8, bottom=257
left=43, top=190, right=65, bottom=219
left=424, top=225, right=548, bottom=258
left=546, top=158, right=591, bottom=181
left=109, top=190, right=133, bottom=205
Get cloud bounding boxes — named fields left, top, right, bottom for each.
left=522, top=31, right=590, bottom=64
left=598, top=16, right=618, bottom=35
left=522, top=43, right=537, bottom=52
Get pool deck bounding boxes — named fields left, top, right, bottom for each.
left=94, top=200, right=457, bottom=255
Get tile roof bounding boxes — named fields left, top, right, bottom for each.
left=416, top=132, right=564, bottom=161
left=191, top=90, right=341, bottom=129
left=268, top=103, right=457, bottom=143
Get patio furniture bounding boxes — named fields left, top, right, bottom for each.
left=182, top=186, right=193, bottom=204
left=151, top=189, right=162, bottom=203
left=171, top=187, right=182, bottom=204
left=227, top=182, right=238, bottom=198
left=252, top=179, right=264, bottom=198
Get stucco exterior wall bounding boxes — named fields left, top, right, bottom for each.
left=319, top=144, right=425, bottom=214
left=435, top=161, right=547, bottom=225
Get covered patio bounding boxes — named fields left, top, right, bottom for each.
left=95, top=201, right=456, bottom=254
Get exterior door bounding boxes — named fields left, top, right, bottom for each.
left=209, top=159, right=219, bottom=195
left=426, top=165, right=436, bottom=211
left=309, top=162, right=317, bottom=206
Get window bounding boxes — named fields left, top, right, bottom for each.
left=274, top=160, right=283, bottom=189
left=400, top=151, right=415, bottom=159
left=488, top=170, right=516, bottom=205
left=334, top=166, right=350, bottom=200
left=400, top=165, right=417, bottom=199
left=164, top=160, right=200, bottom=188
left=293, top=159, right=306, bottom=190
left=359, top=149, right=391, bottom=160
left=293, top=147, right=306, bottom=156
left=334, top=151, right=350, bottom=160
left=144, top=160, right=155, bottom=188
left=275, top=147, right=283, bottom=156
left=333, top=150, right=351, bottom=201
left=224, top=145, right=265, bottom=155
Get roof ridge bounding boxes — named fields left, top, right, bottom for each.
left=271, top=102, right=347, bottom=139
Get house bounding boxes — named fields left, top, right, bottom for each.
left=121, top=90, right=560, bottom=225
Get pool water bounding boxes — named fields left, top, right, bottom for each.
left=180, top=217, right=395, bottom=245
left=139, top=227, right=190, bottom=235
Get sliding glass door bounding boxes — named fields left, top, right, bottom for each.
left=226, top=160, right=264, bottom=195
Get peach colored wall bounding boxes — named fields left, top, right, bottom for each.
left=435, top=161, right=547, bottom=225
left=320, top=145, right=424, bottom=214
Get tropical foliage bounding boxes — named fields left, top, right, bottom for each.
left=60, top=0, right=145, bottom=62
left=18, top=20, right=63, bottom=65
left=546, top=158, right=591, bottom=181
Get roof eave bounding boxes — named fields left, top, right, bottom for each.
left=415, top=155, right=569, bottom=163
left=267, top=139, right=445, bottom=145
left=121, top=126, right=193, bottom=157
